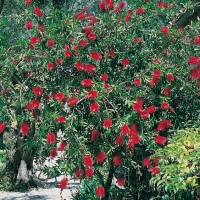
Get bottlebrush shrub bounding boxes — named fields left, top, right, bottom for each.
left=0, top=0, right=200, bottom=198
left=150, top=128, right=200, bottom=198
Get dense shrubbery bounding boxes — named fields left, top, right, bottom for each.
left=0, top=0, right=199, bottom=199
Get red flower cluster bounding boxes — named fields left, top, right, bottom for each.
left=96, top=151, right=106, bottom=163
left=120, top=125, right=130, bottom=135
left=115, top=1, right=126, bottom=12
left=90, top=52, right=102, bottom=60
left=163, top=88, right=171, bottom=96
left=87, top=90, right=98, bottom=100
left=47, top=39, right=55, bottom=47
left=59, top=178, right=68, bottom=189
left=133, top=78, right=142, bottom=86
left=122, top=58, right=129, bottom=66
left=27, top=99, right=40, bottom=111
left=53, top=92, right=66, bottom=103
left=79, top=39, right=88, bottom=47
left=108, top=50, right=115, bottom=57
left=143, top=157, right=151, bottom=168
left=101, top=73, right=108, bottom=81
left=30, top=36, right=40, bottom=46
left=90, top=102, right=100, bottom=113
left=167, top=73, right=174, bottom=82
left=88, top=32, right=97, bottom=40
left=50, top=149, right=57, bottom=158
left=38, top=24, right=44, bottom=32
left=81, top=79, right=93, bottom=87
left=25, top=21, right=33, bottom=29
left=96, top=186, right=105, bottom=198
left=85, top=167, right=94, bottom=178
left=74, top=62, right=84, bottom=71
left=99, top=1, right=114, bottom=10
left=113, top=155, right=123, bottom=166
left=58, top=141, right=67, bottom=151
left=133, top=37, right=143, bottom=43
left=157, top=120, right=172, bottom=132
left=194, top=36, right=200, bottom=45
left=125, top=13, right=132, bottom=21
left=46, top=132, right=56, bottom=143
left=33, top=7, right=43, bottom=17
left=68, top=97, right=78, bottom=106
left=32, top=86, right=43, bottom=96
left=151, top=167, right=159, bottom=175
left=188, top=56, right=200, bottom=64
left=25, top=0, right=32, bottom=6
left=83, top=155, right=93, bottom=167
left=136, top=7, right=144, bottom=15
left=161, top=102, right=170, bottom=111
left=64, top=50, right=73, bottom=58
left=46, top=62, right=54, bottom=70
left=75, top=167, right=83, bottom=179
left=91, top=130, right=100, bottom=142
left=161, top=26, right=169, bottom=34
left=115, top=135, right=124, bottom=146
left=155, top=135, right=167, bottom=146
left=128, top=135, right=140, bottom=148
left=103, top=118, right=112, bottom=128
left=57, top=116, right=66, bottom=123
left=85, top=63, right=96, bottom=73
left=20, top=123, right=30, bottom=135
left=117, top=177, right=125, bottom=186
left=0, top=122, right=6, bottom=134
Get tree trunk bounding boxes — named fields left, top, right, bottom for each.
left=0, top=0, right=4, bottom=14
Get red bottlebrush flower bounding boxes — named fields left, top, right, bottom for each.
left=74, top=11, right=85, bottom=20
left=32, top=86, right=43, bottom=96
left=59, top=178, right=68, bottom=189
left=90, top=102, right=100, bottom=113
left=133, top=37, right=143, bottom=43
left=64, top=50, right=73, bottom=58
left=113, top=155, right=123, bottom=166
left=25, top=0, right=32, bottom=6
left=83, top=26, right=92, bottom=35
left=13, top=60, right=17, bottom=65
left=68, top=97, right=78, bottom=106
left=153, top=157, right=159, bottom=166
left=87, top=90, right=98, bottom=100
left=153, top=69, right=162, bottom=77
left=130, top=123, right=137, bottom=130
left=104, top=83, right=110, bottom=89
left=151, top=76, right=160, bottom=85
left=88, top=32, right=97, bottom=40
left=20, top=123, right=30, bottom=135
left=115, top=136, right=124, bottom=146
left=108, top=50, right=115, bottom=57
left=146, top=106, right=156, bottom=114
left=161, top=120, right=172, bottom=128
left=28, top=99, right=40, bottom=110
left=197, top=82, right=200, bottom=87
left=85, top=64, right=96, bottom=73
left=120, top=125, right=130, bottom=135
left=90, top=52, right=102, bottom=61
left=167, top=73, right=174, bottom=82
left=194, top=36, right=200, bottom=45
left=128, top=135, right=140, bottom=146
left=53, top=92, right=66, bottom=103
left=38, top=24, right=44, bottom=32
left=136, top=7, right=144, bottom=15
left=155, top=135, right=167, bottom=146
left=188, top=56, right=200, bottom=64
left=125, top=13, right=132, bottom=21
left=0, top=122, right=6, bottom=134
left=133, top=103, right=143, bottom=113
left=85, top=168, right=94, bottom=178
left=122, top=58, right=129, bottom=66
left=161, top=102, right=170, bottom=110
left=161, top=26, right=169, bottom=34
left=140, top=111, right=150, bottom=119
left=58, top=141, right=67, bottom=151
left=96, top=151, right=106, bottom=163
left=157, top=123, right=165, bottom=132
left=81, top=79, right=93, bottom=87
left=25, top=21, right=33, bottom=29
left=79, top=39, right=88, bottom=47
left=153, top=58, right=159, bottom=63
left=90, top=17, right=97, bottom=25
left=99, top=1, right=106, bottom=10
left=56, top=59, right=64, bottom=65
left=163, top=49, right=169, bottom=55
left=75, top=62, right=84, bottom=71
left=151, top=167, right=159, bottom=175
left=47, top=39, right=55, bottom=47
left=101, top=73, right=108, bottom=81
left=117, top=177, right=125, bottom=186
left=33, top=7, right=43, bottom=17
left=125, top=85, right=131, bottom=90
left=30, top=36, right=40, bottom=45
left=47, top=132, right=56, bottom=144
left=190, top=68, right=200, bottom=80
left=91, top=130, right=100, bottom=142
left=108, top=1, right=114, bottom=10
left=163, top=88, right=171, bottom=96
left=83, top=155, right=93, bottom=167
left=47, top=62, right=55, bottom=70
left=129, top=128, right=138, bottom=136
left=57, top=116, right=66, bottom=123
left=103, top=118, right=112, bottom=128
left=136, top=96, right=143, bottom=105
left=50, top=149, right=57, bottom=158
left=143, top=158, right=151, bottom=167
left=96, top=186, right=105, bottom=198
left=75, top=167, right=83, bottom=179
left=133, top=78, right=142, bottom=86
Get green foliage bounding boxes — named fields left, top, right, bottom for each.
left=150, top=128, right=200, bottom=198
